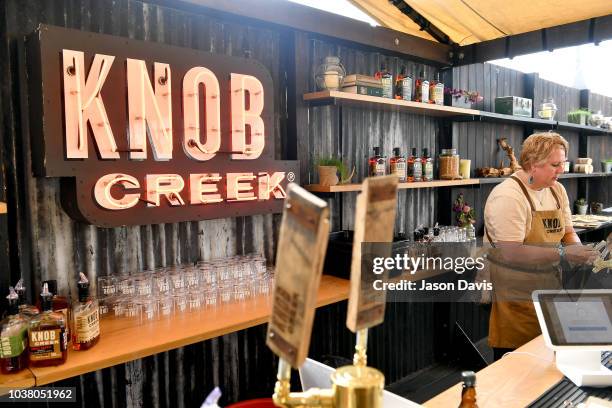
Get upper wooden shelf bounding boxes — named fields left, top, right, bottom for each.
left=304, top=91, right=610, bottom=135
left=305, top=179, right=479, bottom=192
left=0, top=275, right=349, bottom=387
left=303, top=91, right=479, bottom=117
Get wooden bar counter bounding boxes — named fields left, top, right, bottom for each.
left=1, top=275, right=349, bottom=388
left=426, top=336, right=563, bottom=408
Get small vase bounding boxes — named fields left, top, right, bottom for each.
left=318, top=166, right=339, bottom=186
left=576, top=204, right=588, bottom=215
left=463, top=224, right=476, bottom=241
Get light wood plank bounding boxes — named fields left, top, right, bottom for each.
left=305, top=179, right=480, bottom=193
left=28, top=275, right=349, bottom=386
left=0, top=202, right=6, bottom=214
left=425, top=336, right=562, bottom=408
left=304, top=91, right=480, bottom=117
left=0, top=370, right=36, bottom=393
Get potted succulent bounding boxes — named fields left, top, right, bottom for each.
left=601, top=159, right=612, bottom=174
left=316, top=156, right=354, bottom=186
left=575, top=198, right=588, bottom=215
left=444, top=88, right=483, bottom=109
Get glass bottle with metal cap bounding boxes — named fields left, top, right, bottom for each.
left=459, top=371, right=478, bottom=408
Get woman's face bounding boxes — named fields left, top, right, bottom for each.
left=532, top=147, right=566, bottom=187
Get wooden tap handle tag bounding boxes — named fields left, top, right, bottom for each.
left=266, top=184, right=330, bottom=368
left=346, top=176, right=398, bottom=332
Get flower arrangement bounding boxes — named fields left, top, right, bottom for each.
left=453, top=193, right=476, bottom=227
left=445, top=88, right=484, bottom=104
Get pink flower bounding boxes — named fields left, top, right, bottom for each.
left=463, top=205, right=471, bottom=213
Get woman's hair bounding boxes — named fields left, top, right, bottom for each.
left=519, top=132, right=568, bottom=170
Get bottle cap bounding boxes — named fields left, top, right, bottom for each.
left=15, top=278, right=26, bottom=305
left=393, top=147, right=401, bottom=157
left=412, top=147, right=417, bottom=156
left=462, top=371, right=476, bottom=387
left=373, top=147, right=381, bottom=156
left=43, top=279, right=58, bottom=296
left=40, top=282, right=53, bottom=312
left=423, top=148, right=429, bottom=157
left=77, top=272, right=90, bottom=302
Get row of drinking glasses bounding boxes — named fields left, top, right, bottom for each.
left=434, top=226, right=472, bottom=242
left=96, top=254, right=274, bottom=322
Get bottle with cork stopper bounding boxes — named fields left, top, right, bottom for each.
left=458, top=371, right=478, bottom=408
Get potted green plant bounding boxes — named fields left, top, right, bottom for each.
left=601, top=159, right=612, bottom=174
left=575, top=198, right=588, bottom=215
left=444, top=88, right=483, bottom=109
left=316, top=157, right=354, bottom=186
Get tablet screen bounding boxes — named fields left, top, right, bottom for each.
left=538, top=293, right=612, bottom=346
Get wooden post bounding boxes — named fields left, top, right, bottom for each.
left=267, top=184, right=330, bottom=368
left=346, top=176, right=399, bottom=332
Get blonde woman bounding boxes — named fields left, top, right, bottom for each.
left=484, top=132, right=599, bottom=360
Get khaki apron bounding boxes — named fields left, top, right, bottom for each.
left=486, top=176, right=565, bottom=348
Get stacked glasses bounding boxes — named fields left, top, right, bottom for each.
left=96, top=254, right=274, bottom=323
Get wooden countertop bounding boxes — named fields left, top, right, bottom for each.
left=425, top=336, right=562, bottom=408
left=1, top=275, right=349, bottom=388
left=0, top=369, right=36, bottom=390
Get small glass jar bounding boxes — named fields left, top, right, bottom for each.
left=538, top=98, right=557, bottom=120
left=439, top=148, right=460, bottom=180
left=314, top=56, right=346, bottom=91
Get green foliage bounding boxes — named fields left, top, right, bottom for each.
left=575, top=198, right=587, bottom=206
left=316, top=156, right=349, bottom=181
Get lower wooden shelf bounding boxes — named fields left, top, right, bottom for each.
left=1, top=275, right=349, bottom=388
left=305, top=179, right=479, bottom=192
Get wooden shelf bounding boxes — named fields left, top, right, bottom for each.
left=0, top=370, right=36, bottom=392
left=0, top=275, right=348, bottom=387
left=303, top=91, right=479, bottom=117
left=478, top=173, right=612, bottom=185
left=303, top=92, right=611, bottom=136
left=305, top=179, right=480, bottom=192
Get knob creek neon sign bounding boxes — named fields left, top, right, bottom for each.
left=27, top=25, right=299, bottom=227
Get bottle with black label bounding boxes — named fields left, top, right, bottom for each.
left=412, top=147, right=423, bottom=182
left=72, top=273, right=100, bottom=351
left=375, top=64, right=393, bottom=99
left=28, top=283, right=67, bottom=367
left=395, top=67, right=412, bottom=101
left=368, top=147, right=387, bottom=177
left=0, top=287, right=29, bottom=374
left=390, top=147, right=407, bottom=182
left=422, top=148, right=434, bottom=181
left=458, top=371, right=478, bottom=408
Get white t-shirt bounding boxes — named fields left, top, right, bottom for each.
left=484, top=177, right=572, bottom=242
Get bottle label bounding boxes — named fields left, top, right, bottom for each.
left=413, top=161, right=423, bottom=180
left=433, top=83, right=444, bottom=105
left=421, top=82, right=429, bottom=103
left=424, top=162, right=434, bottom=180
left=375, top=160, right=386, bottom=176
left=382, top=76, right=393, bottom=98
left=402, top=78, right=412, bottom=101
left=75, top=308, right=100, bottom=343
left=391, top=162, right=406, bottom=180
left=0, top=326, right=27, bottom=358
left=29, top=328, right=66, bottom=360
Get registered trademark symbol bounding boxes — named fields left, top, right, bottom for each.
left=287, top=172, right=295, bottom=182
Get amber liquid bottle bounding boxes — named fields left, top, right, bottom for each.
left=72, top=273, right=100, bottom=351
left=0, top=287, right=29, bottom=374
left=390, top=147, right=407, bottom=182
left=458, top=371, right=478, bottom=408
left=28, top=283, right=68, bottom=367
left=368, top=147, right=387, bottom=177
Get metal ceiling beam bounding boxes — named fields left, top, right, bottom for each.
left=152, top=0, right=451, bottom=65
left=388, top=0, right=456, bottom=46
left=455, top=15, right=612, bottom=66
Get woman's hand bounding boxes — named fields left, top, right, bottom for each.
left=565, top=244, right=600, bottom=265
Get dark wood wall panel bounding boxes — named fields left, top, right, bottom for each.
left=534, top=77, right=581, bottom=121
left=589, top=92, right=612, bottom=116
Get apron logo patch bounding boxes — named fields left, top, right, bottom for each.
left=541, top=218, right=562, bottom=233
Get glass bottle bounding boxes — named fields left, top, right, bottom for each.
left=395, top=66, right=412, bottom=101
left=28, top=283, right=68, bottom=367
left=368, top=147, right=387, bottom=177
left=412, top=147, right=423, bottom=182
left=390, top=148, right=407, bottom=182
left=41, top=280, right=70, bottom=341
left=422, top=148, right=434, bottom=181
left=458, top=371, right=478, bottom=408
left=0, top=287, right=29, bottom=374
left=15, top=279, right=39, bottom=318
left=72, top=273, right=100, bottom=351
left=414, top=70, right=429, bottom=103
left=375, top=64, right=393, bottom=99
left=430, top=73, right=444, bottom=105
left=407, top=148, right=416, bottom=182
